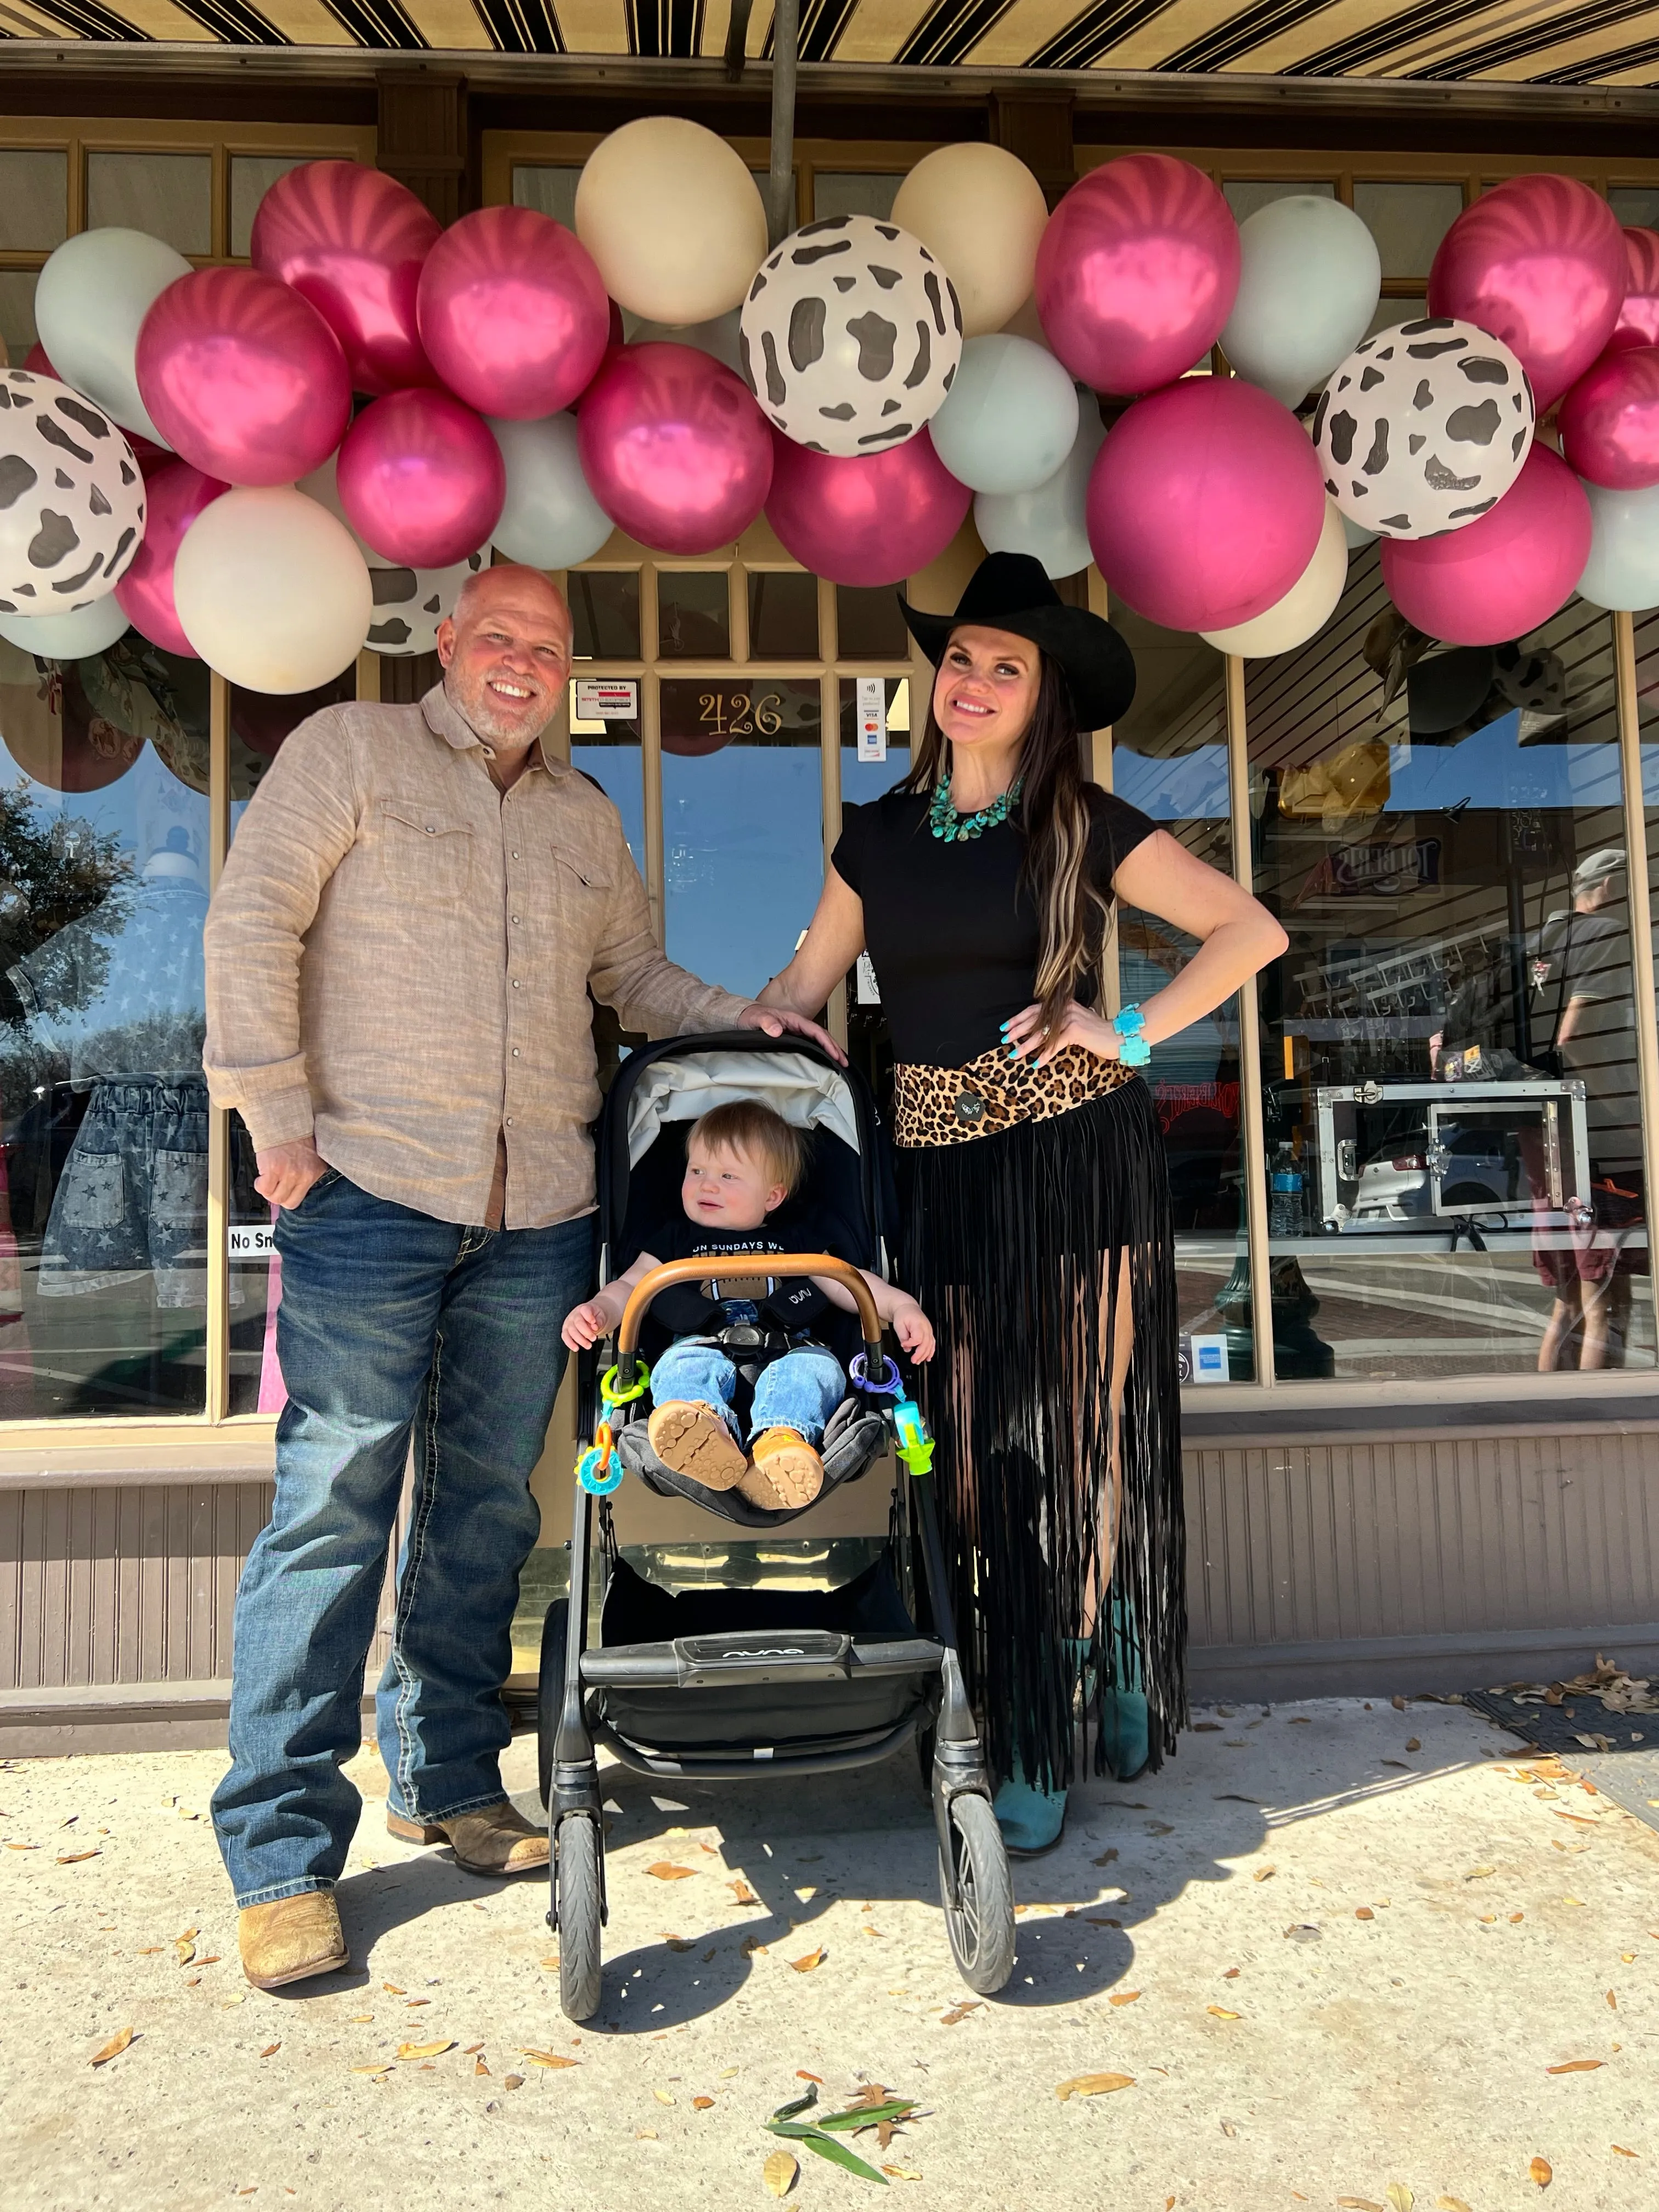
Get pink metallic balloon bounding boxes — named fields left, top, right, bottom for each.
left=1427, top=176, right=1627, bottom=411
left=1035, top=154, right=1240, bottom=397
left=416, top=206, right=610, bottom=421
left=1609, top=228, right=1659, bottom=352
left=1559, top=345, right=1659, bottom=489
left=251, top=160, right=442, bottom=397
left=1087, top=377, right=1323, bottom=632
left=1381, top=444, right=1591, bottom=647
left=765, top=428, right=970, bottom=589
left=337, top=388, right=506, bottom=568
left=136, top=268, right=351, bottom=488
left=577, top=343, right=772, bottom=556
left=115, top=458, right=228, bottom=656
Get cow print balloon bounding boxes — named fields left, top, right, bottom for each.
left=0, top=369, right=146, bottom=615
left=739, top=214, right=962, bottom=459
left=1311, top=318, right=1534, bottom=541
left=365, top=548, right=488, bottom=656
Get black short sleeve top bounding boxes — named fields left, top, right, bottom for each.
left=831, top=784, right=1158, bottom=1068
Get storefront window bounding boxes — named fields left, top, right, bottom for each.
left=570, top=572, right=639, bottom=661
left=229, top=156, right=308, bottom=258
left=749, top=571, right=818, bottom=659
left=0, top=634, right=212, bottom=1415
left=85, top=153, right=211, bottom=257
left=837, top=585, right=909, bottom=661
left=567, top=685, right=644, bottom=866
left=661, top=675, right=822, bottom=998
left=1248, top=552, right=1651, bottom=1380
left=1110, top=611, right=1252, bottom=1382
left=0, top=149, right=67, bottom=251
left=657, top=572, right=730, bottom=659
left=1352, top=182, right=1465, bottom=280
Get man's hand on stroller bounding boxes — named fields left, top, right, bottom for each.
left=891, top=1297, right=935, bottom=1364
left=736, top=1001, right=845, bottom=1064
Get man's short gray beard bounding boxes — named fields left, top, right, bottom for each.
left=445, top=669, right=556, bottom=748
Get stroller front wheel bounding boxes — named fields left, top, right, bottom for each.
left=554, top=1813, right=604, bottom=2022
left=938, top=1792, right=1015, bottom=1996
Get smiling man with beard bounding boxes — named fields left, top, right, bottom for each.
left=202, top=564, right=833, bottom=1991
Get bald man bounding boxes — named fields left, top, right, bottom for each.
left=204, top=566, right=833, bottom=1989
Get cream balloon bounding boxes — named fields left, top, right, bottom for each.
left=1200, top=496, right=1349, bottom=656
left=0, top=596, right=131, bottom=659
left=576, top=119, right=768, bottom=326
left=35, top=228, right=193, bottom=445
left=174, top=487, right=373, bottom=693
left=891, top=144, right=1049, bottom=340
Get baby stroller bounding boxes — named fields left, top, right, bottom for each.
left=537, top=1030, right=1015, bottom=2022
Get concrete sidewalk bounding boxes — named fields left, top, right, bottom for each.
left=3, top=1696, right=1657, bottom=2212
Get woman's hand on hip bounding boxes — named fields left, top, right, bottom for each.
left=1002, top=1000, right=1120, bottom=1069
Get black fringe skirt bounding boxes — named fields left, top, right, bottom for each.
left=897, top=1075, right=1186, bottom=1791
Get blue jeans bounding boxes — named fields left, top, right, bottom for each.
left=651, top=1338, right=845, bottom=1444
left=211, top=1171, right=594, bottom=1908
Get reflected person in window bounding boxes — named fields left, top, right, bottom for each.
left=758, top=553, right=1286, bottom=1856
left=203, top=565, right=836, bottom=1993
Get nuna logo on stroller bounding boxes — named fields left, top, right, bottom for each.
left=538, top=1031, right=1016, bottom=2021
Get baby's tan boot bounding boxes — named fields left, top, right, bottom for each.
left=738, top=1427, right=825, bottom=1512
left=647, top=1399, right=747, bottom=1488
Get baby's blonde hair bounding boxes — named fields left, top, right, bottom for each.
left=689, top=1099, right=808, bottom=1197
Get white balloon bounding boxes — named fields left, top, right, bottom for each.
left=890, top=144, right=1049, bottom=340
left=0, top=596, right=130, bottom=659
left=0, top=368, right=146, bottom=613
left=487, top=414, right=614, bottom=569
left=1576, top=478, right=1659, bottom=611
left=620, top=307, right=743, bottom=376
left=577, top=118, right=768, bottom=326
left=928, top=336, right=1080, bottom=496
left=35, top=228, right=193, bottom=445
left=174, top=488, right=372, bottom=693
left=1201, top=496, right=1350, bottom=656
left=974, top=396, right=1105, bottom=580
left=1312, top=317, right=1534, bottom=539
left=740, top=215, right=962, bottom=459
left=1221, top=198, right=1381, bottom=409
left=366, top=548, right=489, bottom=657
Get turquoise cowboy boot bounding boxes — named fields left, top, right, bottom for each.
left=1087, top=1590, right=1152, bottom=1783
left=992, top=1758, right=1068, bottom=1856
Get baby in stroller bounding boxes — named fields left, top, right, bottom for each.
left=562, top=1097, right=934, bottom=1512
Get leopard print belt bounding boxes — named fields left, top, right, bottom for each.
left=893, top=1041, right=1136, bottom=1149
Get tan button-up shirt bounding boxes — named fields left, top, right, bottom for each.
left=203, top=684, right=750, bottom=1229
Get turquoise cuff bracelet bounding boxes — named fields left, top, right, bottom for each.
left=1111, top=1002, right=1152, bottom=1068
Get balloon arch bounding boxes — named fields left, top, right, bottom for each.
left=3, top=129, right=1656, bottom=689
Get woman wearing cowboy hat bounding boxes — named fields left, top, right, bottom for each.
left=758, top=551, right=1285, bottom=1854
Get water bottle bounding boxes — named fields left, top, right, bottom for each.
left=1269, top=1142, right=1303, bottom=1240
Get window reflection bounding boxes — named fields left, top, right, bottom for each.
left=657, top=572, right=729, bottom=660
left=1111, top=610, right=1252, bottom=1381
left=1249, top=552, right=1650, bottom=1379
left=836, top=584, right=910, bottom=661
left=749, top=571, right=819, bottom=659
left=0, top=634, right=212, bottom=1414
left=571, top=572, right=639, bottom=662
left=567, top=681, right=644, bottom=867
left=661, top=676, right=821, bottom=1000
left=837, top=679, right=911, bottom=1101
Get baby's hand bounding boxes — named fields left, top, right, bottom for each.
left=893, top=1298, right=935, bottom=1364
left=561, top=1300, right=612, bottom=1352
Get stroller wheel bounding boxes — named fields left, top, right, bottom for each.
left=535, top=1599, right=570, bottom=1813
left=555, top=1813, right=603, bottom=2023
left=938, top=1793, right=1016, bottom=1996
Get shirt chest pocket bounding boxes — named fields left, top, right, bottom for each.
left=545, top=837, right=613, bottom=938
left=379, top=798, right=475, bottom=902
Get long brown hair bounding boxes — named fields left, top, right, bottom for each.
left=902, top=649, right=1110, bottom=1046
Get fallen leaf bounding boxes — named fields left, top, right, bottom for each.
left=539, top=1955, right=560, bottom=1970
left=1612, top=2145, right=1638, bottom=2157
left=1606, top=1990, right=1617, bottom=2009
left=653, top=2088, right=675, bottom=2105
left=57, top=1850, right=101, bottom=1864
left=882, top=2168, right=923, bottom=2182
left=396, top=2041, right=455, bottom=2061
left=663, top=1937, right=696, bottom=1953
left=1405, top=1738, right=1421, bottom=1752
left=1336, top=2200, right=1383, bottom=2210
left=1386, top=2187, right=1414, bottom=2212
left=520, top=2050, right=578, bottom=2070
left=729, top=1879, right=760, bottom=1905
left=1437, top=2198, right=1474, bottom=2211
left=259, top=2042, right=281, bottom=2058
left=1464, top=1866, right=1496, bottom=1881
left=646, top=1862, right=697, bottom=1882
left=1108, top=1990, right=1141, bottom=2007
left=136, top=1947, right=163, bottom=1955
left=1529, top=2155, right=1553, bottom=2187
left=636, top=2130, right=657, bottom=2141
left=404, top=1998, right=431, bottom=2008
left=1055, top=2072, right=1134, bottom=2100
left=382, top=1982, right=405, bottom=1995
left=4, top=1843, right=38, bottom=1851
left=1222, top=1967, right=1240, bottom=1979
left=174, top=1936, right=196, bottom=1966
left=720, top=2067, right=741, bottom=2079
left=762, top=2149, right=799, bottom=2197
left=1511, top=1913, right=1525, bottom=1923
left=502, top=2074, right=523, bottom=2090
left=349, top=2015, right=374, bottom=2024
left=1392, top=1695, right=1407, bottom=1710
left=939, top=2001, right=980, bottom=2024
left=89, top=2027, right=133, bottom=2067
left=475, top=2058, right=489, bottom=2078
left=691, top=2095, right=714, bottom=2110
left=1252, top=1866, right=1277, bottom=1882
left=798, top=2072, right=825, bottom=2084
left=1356, top=1908, right=1375, bottom=1921
left=1546, top=2059, right=1603, bottom=2073
left=1562, top=1897, right=1587, bottom=1906
left=1207, top=2006, right=1241, bottom=2019
left=1092, top=1848, right=1119, bottom=1865
left=740, top=1936, right=768, bottom=1957
left=789, top=1949, right=824, bottom=1974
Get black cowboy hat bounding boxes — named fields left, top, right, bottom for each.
left=899, top=551, right=1137, bottom=732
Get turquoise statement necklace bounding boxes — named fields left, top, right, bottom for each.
left=928, top=773, right=1023, bottom=842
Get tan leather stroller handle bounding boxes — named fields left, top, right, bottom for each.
left=614, top=1254, right=883, bottom=1359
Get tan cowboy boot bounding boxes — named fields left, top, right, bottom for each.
left=385, top=1799, right=549, bottom=1874
left=647, top=1398, right=747, bottom=1489
left=238, top=1891, right=348, bottom=1990
left=737, top=1427, right=825, bottom=1513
